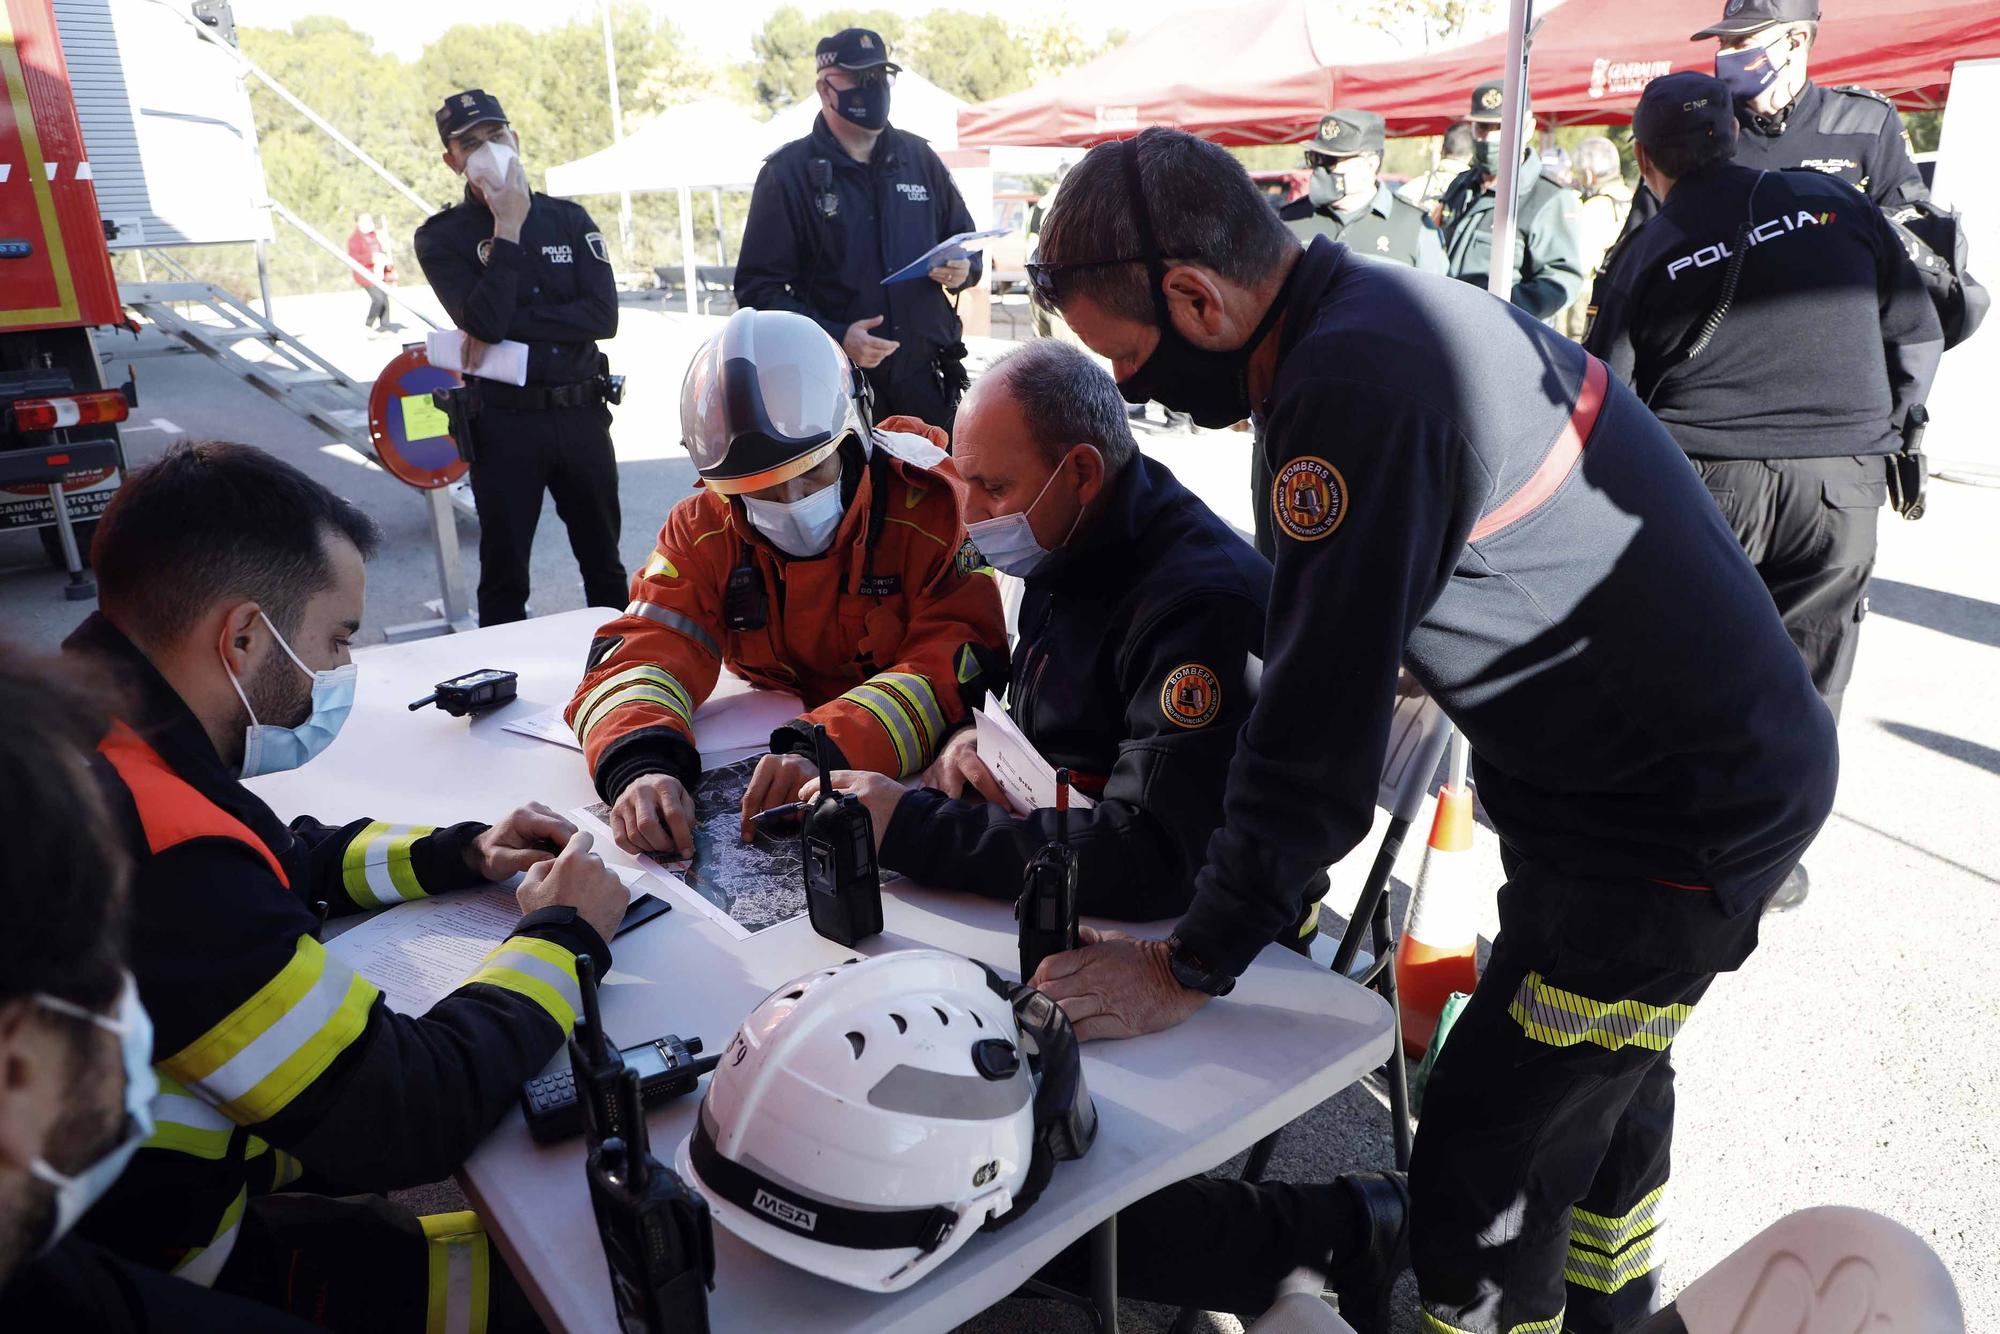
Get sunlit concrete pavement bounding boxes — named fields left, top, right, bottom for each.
left=3, top=291, right=1993, bottom=1333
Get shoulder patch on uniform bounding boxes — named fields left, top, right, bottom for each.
left=953, top=537, right=984, bottom=577
left=477, top=238, right=493, bottom=267
left=1272, top=456, right=1349, bottom=542
left=643, top=550, right=679, bottom=580
left=1160, top=663, right=1223, bottom=729
left=585, top=231, right=609, bottom=263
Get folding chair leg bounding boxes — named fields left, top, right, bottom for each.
left=1372, top=886, right=1415, bottom=1171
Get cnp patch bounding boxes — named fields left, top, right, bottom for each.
left=1160, top=663, right=1222, bottom=729
left=1271, top=456, right=1349, bottom=542
left=585, top=231, right=609, bottom=263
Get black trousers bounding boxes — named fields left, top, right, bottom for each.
left=466, top=401, right=626, bottom=626
left=867, top=360, right=961, bottom=438
left=363, top=286, right=390, bottom=329
left=218, top=1194, right=541, bottom=1332
left=1691, top=455, right=1888, bottom=722
left=1408, top=863, right=1763, bottom=1334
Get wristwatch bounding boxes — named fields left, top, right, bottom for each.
left=1166, top=935, right=1236, bottom=997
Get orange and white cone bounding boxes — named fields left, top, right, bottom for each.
left=1395, top=782, right=1481, bottom=1055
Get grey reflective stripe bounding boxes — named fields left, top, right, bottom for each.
left=627, top=600, right=721, bottom=658
left=866, top=1062, right=1031, bottom=1119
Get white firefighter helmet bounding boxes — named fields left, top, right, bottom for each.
left=677, top=949, right=1095, bottom=1292
left=679, top=307, right=870, bottom=494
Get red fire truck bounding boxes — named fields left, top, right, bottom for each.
left=1, top=0, right=133, bottom=597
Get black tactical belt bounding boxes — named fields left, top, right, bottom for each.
left=470, top=378, right=600, bottom=411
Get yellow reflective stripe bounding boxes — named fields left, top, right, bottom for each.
left=846, top=682, right=918, bottom=775
left=422, top=1212, right=491, bottom=1334
left=462, top=936, right=581, bottom=1033
left=574, top=664, right=693, bottom=742
left=874, top=672, right=946, bottom=754
left=147, top=1072, right=236, bottom=1160
left=842, top=671, right=947, bottom=777
left=271, top=1147, right=305, bottom=1187
left=172, top=1185, right=247, bottom=1288
left=1508, top=971, right=1692, bottom=1052
left=585, top=685, right=694, bottom=737
left=1572, top=1184, right=1665, bottom=1252
left=163, top=935, right=380, bottom=1123
left=625, top=598, right=721, bottom=658
left=341, top=821, right=434, bottom=907
left=1420, top=1312, right=1562, bottom=1334
left=1564, top=1230, right=1659, bottom=1294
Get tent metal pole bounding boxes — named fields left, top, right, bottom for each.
left=713, top=188, right=728, bottom=265
left=679, top=184, right=700, bottom=316
left=1486, top=0, right=1533, bottom=308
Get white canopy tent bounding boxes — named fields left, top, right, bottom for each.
left=543, top=74, right=1075, bottom=312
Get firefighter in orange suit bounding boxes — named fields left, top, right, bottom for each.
left=567, top=308, right=1007, bottom=856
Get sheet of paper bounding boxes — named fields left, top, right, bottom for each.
left=425, top=328, right=529, bottom=387
left=881, top=228, right=1011, bottom=285
left=500, top=706, right=583, bottom=751
left=973, top=702, right=1096, bottom=818
left=325, top=869, right=653, bottom=1015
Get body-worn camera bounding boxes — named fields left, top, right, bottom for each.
left=802, top=723, right=882, bottom=947
left=1017, top=768, right=1080, bottom=984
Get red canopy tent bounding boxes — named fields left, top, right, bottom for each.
left=952, top=0, right=1403, bottom=149
left=959, top=0, right=2000, bottom=147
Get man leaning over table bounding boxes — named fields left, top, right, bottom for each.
left=565, top=307, right=1009, bottom=858
left=62, top=440, right=628, bottom=1332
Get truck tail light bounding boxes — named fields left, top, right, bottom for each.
left=8, top=390, right=132, bottom=432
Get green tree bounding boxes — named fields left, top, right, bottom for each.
left=747, top=7, right=905, bottom=112
left=1365, top=0, right=1497, bottom=50
left=902, top=10, right=1031, bottom=103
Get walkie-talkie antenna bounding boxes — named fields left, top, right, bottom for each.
left=618, top=1069, right=651, bottom=1189
left=578, top=955, right=605, bottom=1047
left=1055, top=768, right=1070, bottom=845
left=813, top=723, right=834, bottom=795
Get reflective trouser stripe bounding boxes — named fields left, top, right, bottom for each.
left=173, top=1186, right=246, bottom=1288
left=462, top=936, right=582, bottom=1032
left=164, top=935, right=381, bottom=1123
left=1419, top=1311, right=1563, bottom=1334
left=626, top=599, right=721, bottom=659
left=1571, top=1184, right=1665, bottom=1252
left=422, top=1211, right=491, bottom=1334
left=1508, top=971, right=1691, bottom=1052
left=342, top=821, right=434, bottom=906
left=1564, top=1229, right=1659, bottom=1294
left=573, top=664, right=693, bottom=743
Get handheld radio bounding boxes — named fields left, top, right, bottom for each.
left=566, top=956, right=628, bottom=1149
left=586, top=1069, right=715, bottom=1334
left=523, top=1031, right=717, bottom=1145
left=1017, top=768, right=1080, bottom=983
left=406, top=668, right=518, bottom=717
left=801, top=723, right=883, bottom=947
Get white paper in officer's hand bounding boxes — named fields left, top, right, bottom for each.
left=426, top=329, right=529, bottom=387
left=973, top=702, right=1095, bottom=817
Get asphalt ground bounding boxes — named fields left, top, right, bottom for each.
left=4, top=291, right=1995, bottom=1333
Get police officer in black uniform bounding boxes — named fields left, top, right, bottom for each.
left=1280, top=110, right=1446, bottom=272
left=736, top=28, right=981, bottom=433
left=413, top=90, right=625, bottom=626
left=1437, top=80, right=1588, bottom=323
left=1024, top=126, right=1837, bottom=1334
left=1586, top=74, right=1940, bottom=909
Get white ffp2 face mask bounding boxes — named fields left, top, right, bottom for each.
left=465, top=139, right=518, bottom=193
left=742, top=478, right=846, bottom=558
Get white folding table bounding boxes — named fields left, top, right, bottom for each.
left=248, top=609, right=1392, bottom=1333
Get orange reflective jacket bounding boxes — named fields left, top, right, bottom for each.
left=567, top=418, right=1007, bottom=798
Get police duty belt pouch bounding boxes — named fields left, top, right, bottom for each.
left=676, top=950, right=1096, bottom=1292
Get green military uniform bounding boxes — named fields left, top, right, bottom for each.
left=1438, top=81, right=1588, bottom=324
left=1278, top=110, right=1447, bottom=273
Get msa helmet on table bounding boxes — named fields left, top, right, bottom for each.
left=680, top=307, right=873, bottom=495
left=677, top=950, right=1096, bottom=1293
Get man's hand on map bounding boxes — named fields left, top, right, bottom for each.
left=740, top=752, right=818, bottom=843
left=464, top=801, right=578, bottom=880
left=514, top=831, right=627, bottom=945
left=916, top=727, right=1009, bottom=806
left=801, top=770, right=906, bottom=853
left=610, top=773, right=696, bottom=860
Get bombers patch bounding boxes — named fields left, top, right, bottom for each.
left=1271, top=456, right=1349, bottom=542
left=1160, top=663, right=1222, bottom=729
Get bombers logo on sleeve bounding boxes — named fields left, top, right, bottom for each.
left=1160, top=663, right=1223, bottom=729
left=1272, top=456, right=1349, bottom=542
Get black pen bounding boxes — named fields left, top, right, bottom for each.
left=749, top=801, right=808, bottom=828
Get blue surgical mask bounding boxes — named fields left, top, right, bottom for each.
left=224, top=611, right=358, bottom=779
left=30, top=974, right=158, bottom=1252
left=742, top=476, right=847, bottom=557
left=833, top=78, right=891, bottom=131
left=1716, top=39, right=1789, bottom=102
left=965, top=452, right=1080, bottom=578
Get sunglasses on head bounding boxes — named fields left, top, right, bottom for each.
left=1025, top=139, right=1170, bottom=316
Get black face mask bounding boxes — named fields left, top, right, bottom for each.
left=1111, top=139, right=1294, bottom=429
left=1471, top=135, right=1500, bottom=175
left=833, top=79, right=891, bottom=131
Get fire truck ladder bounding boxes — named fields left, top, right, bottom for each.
left=119, top=248, right=371, bottom=446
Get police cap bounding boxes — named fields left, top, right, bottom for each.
left=1633, top=71, right=1737, bottom=151
left=1691, top=0, right=1821, bottom=41
left=816, top=27, right=901, bottom=75
left=1469, top=79, right=1512, bottom=124
left=435, top=89, right=508, bottom=146
left=1308, top=110, right=1386, bottom=157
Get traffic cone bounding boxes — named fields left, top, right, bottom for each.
left=1395, top=782, right=1481, bottom=1055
